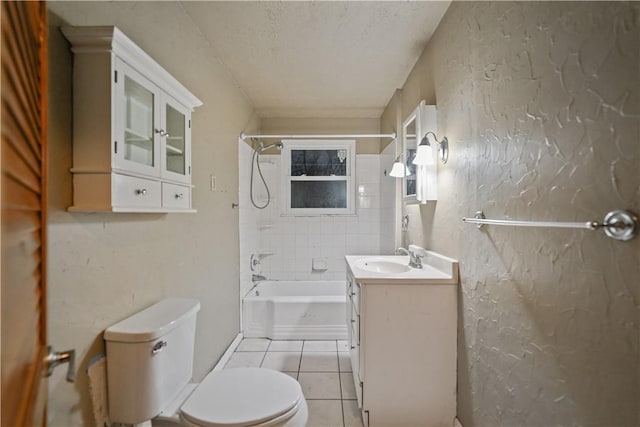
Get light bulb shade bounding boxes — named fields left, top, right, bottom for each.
left=413, top=143, right=434, bottom=165
left=389, top=159, right=409, bottom=177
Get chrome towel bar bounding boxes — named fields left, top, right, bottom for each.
left=462, top=209, right=638, bottom=241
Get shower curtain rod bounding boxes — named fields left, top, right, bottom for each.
left=240, top=132, right=396, bottom=140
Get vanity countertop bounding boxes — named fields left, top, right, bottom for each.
left=345, top=250, right=459, bottom=285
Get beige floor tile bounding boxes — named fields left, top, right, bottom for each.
left=342, top=400, right=363, bottom=427
left=305, top=400, right=344, bottom=427
left=225, top=351, right=264, bottom=368
left=282, top=371, right=298, bottom=380
left=338, top=352, right=352, bottom=372
left=300, top=352, right=339, bottom=372
left=269, top=340, right=303, bottom=352
left=298, top=372, right=341, bottom=399
left=236, top=338, right=271, bottom=352
left=303, top=340, right=337, bottom=352
left=340, top=373, right=356, bottom=400
left=260, top=351, right=301, bottom=372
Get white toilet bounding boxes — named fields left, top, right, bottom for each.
left=104, top=298, right=308, bottom=427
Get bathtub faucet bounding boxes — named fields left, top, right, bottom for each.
left=252, top=274, right=267, bottom=282
left=396, top=247, right=423, bottom=269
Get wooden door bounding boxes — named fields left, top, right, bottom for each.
left=1, top=1, right=49, bottom=426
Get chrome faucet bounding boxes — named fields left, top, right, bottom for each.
left=396, top=247, right=423, bottom=269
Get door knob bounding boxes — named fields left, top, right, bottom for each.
left=44, top=346, right=76, bottom=382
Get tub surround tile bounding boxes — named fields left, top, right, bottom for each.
left=260, top=351, right=302, bottom=372
left=340, top=373, right=357, bottom=400
left=305, top=400, right=344, bottom=427
left=283, top=372, right=298, bottom=380
left=269, top=340, right=304, bottom=352
left=303, top=340, right=338, bottom=352
left=338, top=352, right=352, bottom=372
left=343, top=400, right=363, bottom=427
left=337, top=340, right=349, bottom=352
left=236, top=338, right=271, bottom=352
left=225, top=351, right=265, bottom=369
left=300, top=352, right=339, bottom=372
left=298, top=372, right=341, bottom=399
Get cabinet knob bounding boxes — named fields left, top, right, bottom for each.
left=351, top=345, right=355, bottom=350
left=137, top=188, right=147, bottom=196
left=351, top=319, right=356, bottom=324
left=155, top=128, right=169, bottom=137
left=175, top=193, right=183, bottom=199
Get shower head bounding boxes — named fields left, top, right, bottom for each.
left=257, top=142, right=284, bottom=153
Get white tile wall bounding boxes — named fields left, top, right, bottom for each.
left=238, top=141, right=262, bottom=298
left=239, top=151, right=395, bottom=282
left=380, top=140, right=397, bottom=254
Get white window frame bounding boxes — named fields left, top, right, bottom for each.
left=281, top=139, right=356, bottom=216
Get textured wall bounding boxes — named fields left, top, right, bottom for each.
left=384, top=2, right=639, bottom=426
left=46, top=2, right=254, bottom=425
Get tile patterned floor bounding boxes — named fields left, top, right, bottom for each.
left=225, top=338, right=363, bottom=427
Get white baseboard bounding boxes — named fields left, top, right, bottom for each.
left=455, top=417, right=464, bottom=427
left=213, top=332, right=243, bottom=371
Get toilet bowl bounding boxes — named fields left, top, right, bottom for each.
left=155, top=368, right=308, bottom=427
left=104, top=298, right=308, bottom=427
left=180, top=368, right=307, bottom=427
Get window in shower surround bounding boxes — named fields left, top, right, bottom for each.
left=281, top=140, right=356, bottom=216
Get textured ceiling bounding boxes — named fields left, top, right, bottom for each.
left=181, top=1, right=450, bottom=118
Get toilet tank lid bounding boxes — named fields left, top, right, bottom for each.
left=104, top=298, right=200, bottom=343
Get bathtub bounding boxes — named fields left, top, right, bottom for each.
left=243, top=281, right=347, bottom=340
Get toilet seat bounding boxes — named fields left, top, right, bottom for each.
left=180, top=368, right=304, bottom=427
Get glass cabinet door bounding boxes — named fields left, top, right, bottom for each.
left=114, top=58, right=160, bottom=176
left=161, top=97, right=190, bottom=184
left=124, top=77, right=154, bottom=166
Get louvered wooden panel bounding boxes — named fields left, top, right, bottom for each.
left=1, top=1, right=49, bottom=426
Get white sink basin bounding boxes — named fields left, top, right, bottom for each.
left=356, top=259, right=411, bottom=274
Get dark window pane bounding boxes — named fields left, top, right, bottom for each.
left=406, top=148, right=416, bottom=176
left=406, top=178, right=416, bottom=196
left=291, top=150, right=347, bottom=176
left=291, top=181, right=347, bottom=209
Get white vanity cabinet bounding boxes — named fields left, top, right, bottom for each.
left=346, top=253, right=459, bottom=427
left=61, top=26, right=202, bottom=212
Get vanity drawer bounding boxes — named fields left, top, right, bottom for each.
left=112, top=174, right=161, bottom=208
left=162, top=182, right=191, bottom=209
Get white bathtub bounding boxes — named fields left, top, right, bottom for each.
left=243, top=281, right=347, bottom=340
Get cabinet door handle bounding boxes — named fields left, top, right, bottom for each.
left=136, top=188, right=147, bottom=196
left=175, top=193, right=183, bottom=199
left=155, top=128, right=169, bottom=137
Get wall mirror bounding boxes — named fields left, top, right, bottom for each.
left=402, top=101, right=424, bottom=203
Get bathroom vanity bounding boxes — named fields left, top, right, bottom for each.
left=345, top=250, right=458, bottom=427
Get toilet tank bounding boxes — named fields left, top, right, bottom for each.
left=104, top=298, right=200, bottom=424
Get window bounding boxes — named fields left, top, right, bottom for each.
left=281, top=140, right=356, bottom=215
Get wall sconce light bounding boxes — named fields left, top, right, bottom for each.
left=412, top=132, right=449, bottom=165
left=389, top=156, right=409, bottom=178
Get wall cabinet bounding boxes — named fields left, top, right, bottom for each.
left=346, top=254, right=458, bottom=427
left=61, top=26, right=202, bottom=212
